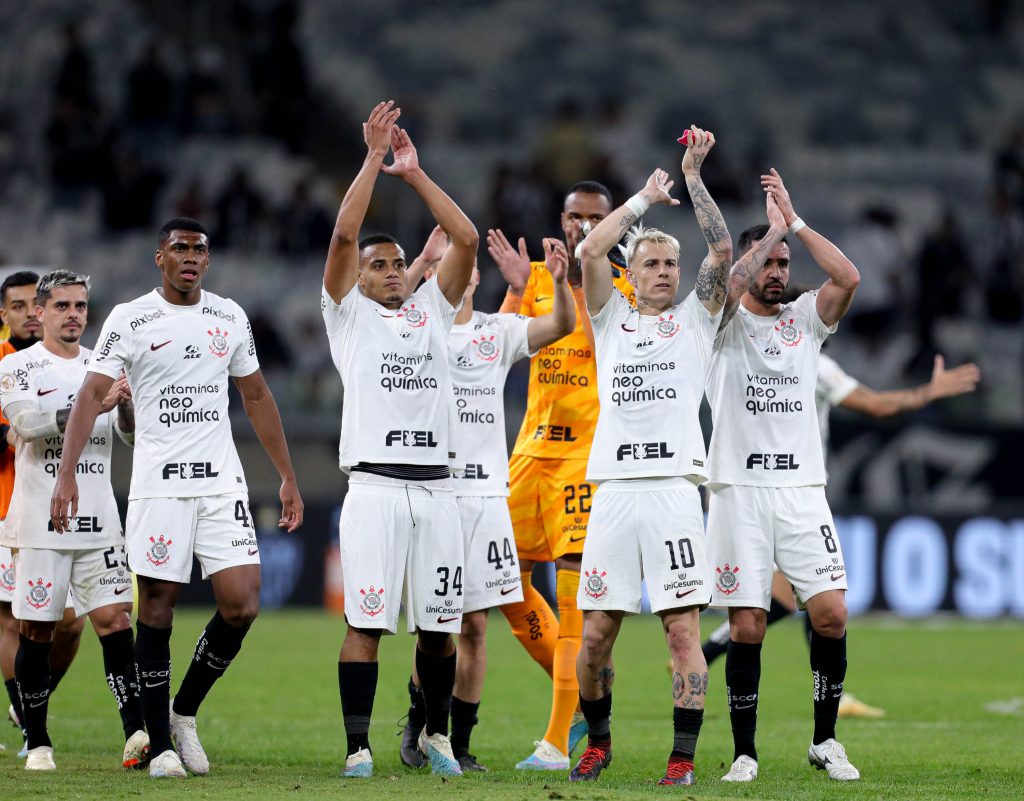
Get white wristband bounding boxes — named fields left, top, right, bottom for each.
left=624, top=193, right=651, bottom=220
left=788, top=217, right=806, bottom=235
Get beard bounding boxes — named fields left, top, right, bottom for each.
left=749, top=281, right=785, bottom=305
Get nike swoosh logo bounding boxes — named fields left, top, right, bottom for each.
left=28, top=701, right=48, bottom=708
left=830, top=573, right=845, bottom=581
left=375, top=311, right=395, bottom=318
left=733, top=703, right=756, bottom=710
left=36, top=388, right=58, bottom=396
left=500, top=586, right=518, bottom=595
left=569, top=534, right=586, bottom=543
left=150, top=340, right=172, bottom=351
left=675, top=588, right=697, bottom=599
left=436, top=616, right=459, bottom=624
left=534, top=296, right=551, bottom=303
left=621, top=324, right=637, bottom=332
left=248, top=548, right=259, bottom=556
left=113, top=586, right=131, bottom=595
left=145, top=681, right=168, bottom=688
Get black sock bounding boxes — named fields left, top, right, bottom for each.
left=810, top=630, right=847, bottom=744
left=767, top=597, right=793, bottom=626
left=450, top=696, right=479, bottom=757
left=15, top=635, right=52, bottom=749
left=49, top=667, right=67, bottom=693
left=406, top=676, right=425, bottom=731
left=135, top=621, right=173, bottom=755
left=725, top=641, right=761, bottom=761
left=803, top=611, right=814, bottom=647
left=415, top=647, right=456, bottom=736
left=100, top=629, right=145, bottom=738
left=4, top=677, right=25, bottom=735
left=339, top=661, right=377, bottom=756
left=173, top=611, right=249, bottom=717
left=580, top=692, right=612, bottom=747
left=670, top=707, right=704, bottom=761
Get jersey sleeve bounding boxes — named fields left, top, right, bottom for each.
left=417, top=276, right=459, bottom=333
left=498, top=313, right=534, bottom=368
left=793, top=290, right=836, bottom=345
left=88, top=306, right=133, bottom=379
left=228, top=303, right=261, bottom=378
left=817, top=353, right=859, bottom=405
left=0, top=355, right=34, bottom=419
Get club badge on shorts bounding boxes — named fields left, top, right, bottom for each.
left=583, top=566, right=609, bottom=599
left=715, top=563, right=741, bottom=595
left=146, top=535, right=173, bottom=567
left=26, top=577, right=53, bottom=609
left=0, top=561, right=14, bottom=592
left=358, top=585, right=385, bottom=617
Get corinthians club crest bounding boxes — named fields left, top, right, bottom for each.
left=0, top=561, right=14, bottom=592
left=655, top=314, right=680, bottom=338
left=774, top=317, right=803, bottom=347
left=473, top=334, right=499, bottom=362
left=715, top=563, right=740, bottom=595
left=397, top=304, right=428, bottom=328
left=208, top=327, right=230, bottom=357
left=26, top=577, right=53, bottom=609
left=358, top=585, right=385, bottom=617
left=583, top=567, right=608, bottom=599
left=146, top=535, right=173, bottom=567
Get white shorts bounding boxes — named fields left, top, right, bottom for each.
left=706, top=484, right=847, bottom=610
left=340, top=474, right=464, bottom=635
left=12, top=545, right=131, bottom=621
left=458, top=496, right=523, bottom=613
left=0, top=542, right=15, bottom=603
left=125, top=492, right=258, bottom=583
left=577, top=478, right=711, bottom=615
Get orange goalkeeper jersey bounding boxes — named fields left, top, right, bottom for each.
left=507, top=262, right=635, bottom=460
left=0, top=340, right=16, bottom=518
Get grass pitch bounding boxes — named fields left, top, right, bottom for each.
left=2, top=609, right=1022, bottom=800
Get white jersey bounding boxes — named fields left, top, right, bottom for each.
left=587, top=290, right=718, bottom=482
left=88, top=289, right=259, bottom=500
left=815, top=353, right=859, bottom=453
left=0, top=343, right=121, bottom=549
left=447, top=310, right=532, bottom=496
left=706, top=291, right=835, bottom=487
left=322, top=279, right=458, bottom=472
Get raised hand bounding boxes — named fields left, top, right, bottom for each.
left=380, top=126, right=420, bottom=178
left=681, top=125, right=716, bottom=175
left=363, top=100, right=400, bottom=157
left=419, top=225, right=449, bottom=265
left=760, top=168, right=797, bottom=225
left=642, top=168, right=681, bottom=207
left=487, top=228, right=532, bottom=292
left=543, top=238, right=568, bottom=283
left=929, top=355, right=981, bottom=399
left=766, top=189, right=786, bottom=230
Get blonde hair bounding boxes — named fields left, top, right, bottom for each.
left=621, top=224, right=680, bottom=268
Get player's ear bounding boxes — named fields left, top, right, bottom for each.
left=626, top=267, right=637, bottom=288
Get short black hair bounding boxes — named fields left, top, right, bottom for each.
left=738, top=224, right=787, bottom=255
left=564, top=181, right=613, bottom=207
left=159, top=217, right=208, bottom=245
left=358, top=234, right=400, bottom=251
left=1, top=270, right=39, bottom=304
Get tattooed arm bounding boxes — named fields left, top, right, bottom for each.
left=681, top=125, right=733, bottom=315
left=719, top=191, right=788, bottom=330
left=579, top=168, right=680, bottom=315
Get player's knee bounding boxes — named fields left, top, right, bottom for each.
left=221, top=599, right=259, bottom=628
left=417, top=629, right=453, bottom=657
left=729, top=614, right=766, bottom=644
left=580, top=625, right=613, bottom=667
left=810, top=606, right=846, bottom=638
left=459, top=611, right=487, bottom=645
left=20, top=620, right=56, bottom=643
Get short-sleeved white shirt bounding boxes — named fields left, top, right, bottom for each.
left=447, top=311, right=533, bottom=496
left=0, top=343, right=121, bottom=549
left=706, top=291, right=835, bottom=487
left=322, top=279, right=458, bottom=472
left=88, top=289, right=259, bottom=500
left=587, top=290, right=719, bottom=482
left=815, top=352, right=859, bottom=453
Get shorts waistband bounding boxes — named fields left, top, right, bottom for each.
left=347, top=473, right=452, bottom=494
left=598, top=477, right=695, bottom=492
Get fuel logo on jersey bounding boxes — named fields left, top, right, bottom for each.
left=358, top=586, right=385, bottom=617
left=583, top=567, right=608, bottom=599
left=208, top=327, right=230, bottom=358
left=775, top=318, right=803, bottom=347
left=398, top=304, right=428, bottom=328
left=715, top=563, right=741, bottom=595
left=473, top=334, right=499, bottom=362
left=26, top=578, right=53, bottom=609
left=146, top=535, right=173, bottom=567
left=656, top=314, right=680, bottom=338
